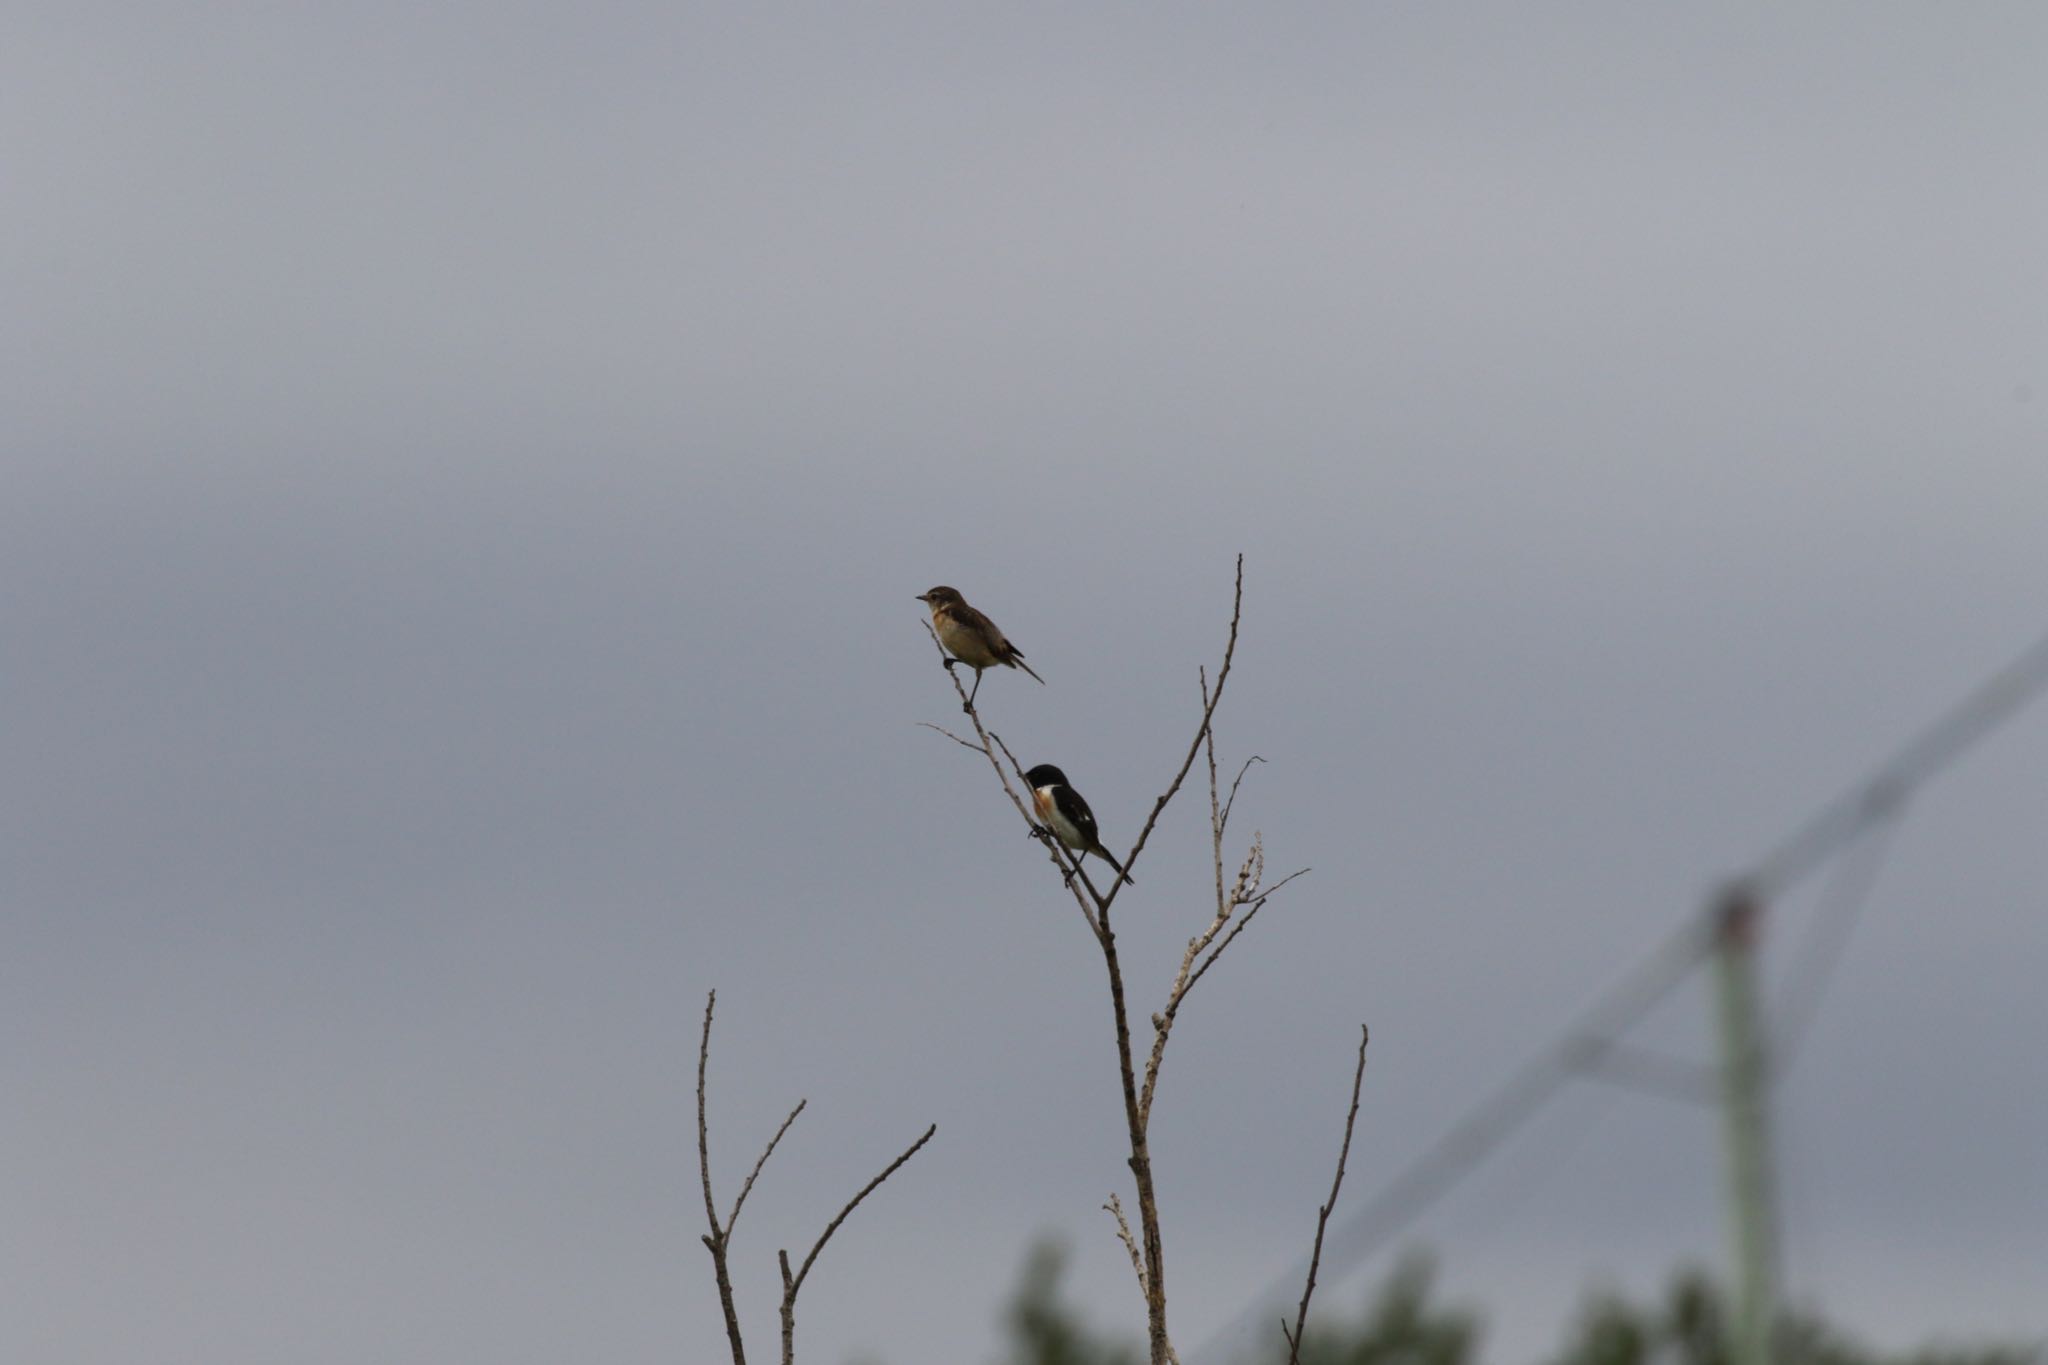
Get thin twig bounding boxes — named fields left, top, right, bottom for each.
left=1182, top=897, right=1268, bottom=1000
left=726, top=1100, right=806, bottom=1232
left=1139, top=846, right=1311, bottom=1125
left=698, top=992, right=719, bottom=1236
left=786, top=1123, right=938, bottom=1297
left=696, top=991, right=750, bottom=1365
left=1219, top=755, right=1264, bottom=842
left=1099, top=555, right=1244, bottom=917
left=1257, top=866, right=1312, bottom=901
left=1105, top=1193, right=1149, bottom=1296
left=1183, top=869, right=1309, bottom=1004
left=777, top=1123, right=939, bottom=1365
left=915, top=721, right=985, bottom=754
left=1203, top=670, right=1227, bottom=923
left=1285, top=1026, right=1371, bottom=1365
left=1140, top=885, right=1240, bottom=1129
left=1189, top=868, right=1303, bottom=991
left=921, top=625, right=1027, bottom=829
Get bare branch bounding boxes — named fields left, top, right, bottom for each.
left=1259, top=866, right=1312, bottom=901
left=698, top=992, right=719, bottom=1235
left=1204, top=670, right=1227, bottom=922
left=1100, top=553, right=1245, bottom=916
left=778, top=1123, right=938, bottom=1365
left=915, top=720, right=985, bottom=754
left=784, top=1124, right=938, bottom=1302
left=1105, top=1193, right=1149, bottom=1296
left=1285, top=1026, right=1371, bottom=1365
left=920, top=625, right=1104, bottom=942
left=726, top=1099, right=806, bottom=1233
left=696, top=990, right=750, bottom=1365
left=777, top=1250, right=794, bottom=1365
left=1182, top=897, right=1267, bottom=1000
left=1220, top=755, right=1265, bottom=838
left=1140, top=908, right=1228, bottom=1128
left=983, top=729, right=1031, bottom=783
left=1095, top=902, right=1169, bottom=1364
left=1183, top=868, right=1309, bottom=1003
left=1138, top=839, right=1311, bottom=1125
left=699, top=1000, right=937, bottom=1364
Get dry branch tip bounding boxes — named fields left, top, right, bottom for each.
left=1283, top=1024, right=1371, bottom=1365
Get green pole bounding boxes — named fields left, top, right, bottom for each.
left=1712, top=888, right=1779, bottom=1365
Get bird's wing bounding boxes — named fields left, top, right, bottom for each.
left=955, top=601, right=1008, bottom=647
left=1053, top=785, right=1102, bottom=848
left=954, top=601, right=1043, bottom=680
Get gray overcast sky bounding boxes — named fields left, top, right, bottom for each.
left=5, top=5, right=2046, bottom=1363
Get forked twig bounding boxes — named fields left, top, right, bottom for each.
left=777, top=1123, right=939, bottom=1365
left=1187, top=868, right=1305, bottom=993
left=697, top=991, right=935, bottom=1365
left=1180, top=893, right=1267, bottom=1000
left=1140, top=839, right=1312, bottom=1124
left=1220, top=755, right=1265, bottom=838
left=1099, top=556, right=1246, bottom=916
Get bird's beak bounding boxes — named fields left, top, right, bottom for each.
left=913, top=594, right=927, bottom=602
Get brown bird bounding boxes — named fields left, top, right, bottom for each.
left=917, top=585, right=1044, bottom=711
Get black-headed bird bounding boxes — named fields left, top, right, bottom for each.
left=1025, top=763, right=1134, bottom=887
left=917, top=585, right=1044, bottom=711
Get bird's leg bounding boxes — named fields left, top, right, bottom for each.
left=962, top=668, right=983, bottom=713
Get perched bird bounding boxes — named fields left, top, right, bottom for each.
left=1025, top=763, right=1134, bottom=887
left=917, top=585, right=1044, bottom=711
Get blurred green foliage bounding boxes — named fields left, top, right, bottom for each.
left=986, top=1245, right=2040, bottom=1365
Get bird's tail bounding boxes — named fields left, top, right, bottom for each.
left=1012, top=655, right=1046, bottom=685
left=1099, top=848, right=1134, bottom=886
